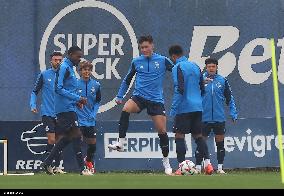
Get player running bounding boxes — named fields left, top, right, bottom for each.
left=108, top=35, right=174, bottom=175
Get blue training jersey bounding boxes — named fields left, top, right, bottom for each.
left=202, top=72, right=238, bottom=122
left=117, top=53, right=173, bottom=103
left=76, top=78, right=101, bottom=127
left=54, top=57, right=81, bottom=114
left=30, top=68, right=57, bottom=117
left=170, top=56, right=204, bottom=116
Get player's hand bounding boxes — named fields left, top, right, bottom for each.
left=76, top=102, right=83, bottom=109
left=115, top=98, right=123, bottom=105
left=204, top=77, right=213, bottom=84
left=79, top=97, right=87, bottom=105
left=31, top=108, right=38, bottom=113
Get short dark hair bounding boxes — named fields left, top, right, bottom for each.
left=138, top=35, right=153, bottom=44
left=168, top=45, right=183, bottom=56
left=67, top=46, right=82, bottom=55
left=79, top=61, right=93, bottom=71
left=50, top=51, right=63, bottom=58
left=205, top=58, right=218, bottom=65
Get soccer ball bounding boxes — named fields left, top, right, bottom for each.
left=179, top=160, right=196, bottom=175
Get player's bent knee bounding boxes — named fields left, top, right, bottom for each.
left=70, top=127, right=82, bottom=138
left=47, top=138, right=55, bottom=145
left=55, top=134, right=64, bottom=143
left=157, top=129, right=167, bottom=134
left=123, top=100, right=140, bottom=113
left=192, top=133, right=203, bottom=140
left=175, top=132, right=185, bottom=139
left=85, top=138, right=96, bottom=144
left=47, top=133, right=56, bottom=144
left=215, top=134, right=225, bottom=142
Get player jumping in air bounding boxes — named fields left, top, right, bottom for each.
left=108, top=35, right=174, bottom=175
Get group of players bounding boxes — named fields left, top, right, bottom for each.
left=30, top=35, right=237, bottom=176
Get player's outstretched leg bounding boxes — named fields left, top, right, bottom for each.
left=107, top=111, right=129, bottom=152
left=108, top=99, right=140, bottom=152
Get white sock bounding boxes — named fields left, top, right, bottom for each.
left=204, top=159, right=211, bottom=167
left=118, top=138, right=126, bottom=144
left=196, top=165, right=202, bottom=171
left=218, top=164, right=223, bottom=170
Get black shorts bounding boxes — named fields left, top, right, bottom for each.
left=42, top=116, right=56, bottom=133
left=173, top=112, right=202, bottom=134
left=131, top=95, right=166, bottom=116
left=202, top=122, right=226, bottom=136
left=80, top=126, right=96, bottom=138
left=55, top=112, right=79, bottom=134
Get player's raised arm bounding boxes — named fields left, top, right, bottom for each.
left=116, top=61, right=136, bottom=104
left=30, top=73, right=43, bottom=113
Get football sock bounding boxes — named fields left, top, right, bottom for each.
left=196, top=165, right=201, bottom=171
left=204, top=159, right=211, bottom=167
left=158, top=133, right=169, bottom=157
left=119, top=111, right=130, bottom=138
left=86, top=144, right=96, bottom=163
left=195, top=137, right=208, bottom=165
left=216, top=141, right=225, bottom=164
left=54, top=150, right=63, bottom=167
left=44, top=137, right=70, bottom=166
left=175, top=138, right=186, bottom=163
left=72, top=137, right=85, bottom=171
left=218, top=164, right=223, bottom=170
left=45, top=143, right=54, bottom=160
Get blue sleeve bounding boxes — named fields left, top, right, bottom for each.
left=165, top=57, right=174, bottom=72
left=224, top=79, right=238, bottom=120
left=199, top=69, right=205, bottom=96
left=30, top=73, right=43, bottom=110
left=92, top=84, right=101, bottom=119
left=170, top=65, right=184, bottom=116
left=116, top=61, right=136, bottom=101
left=55, top=66, right=80, bottom=102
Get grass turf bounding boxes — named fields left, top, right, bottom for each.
left=0, top=171, right=283, bottom=189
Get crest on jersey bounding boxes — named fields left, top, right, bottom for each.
left=154, top=62, right=160, bottom=69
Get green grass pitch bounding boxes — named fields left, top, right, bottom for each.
left=0, top=171, right=283, bottom=189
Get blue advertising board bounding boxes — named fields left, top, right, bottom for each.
left=0, top=119, right=281, bottom=172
